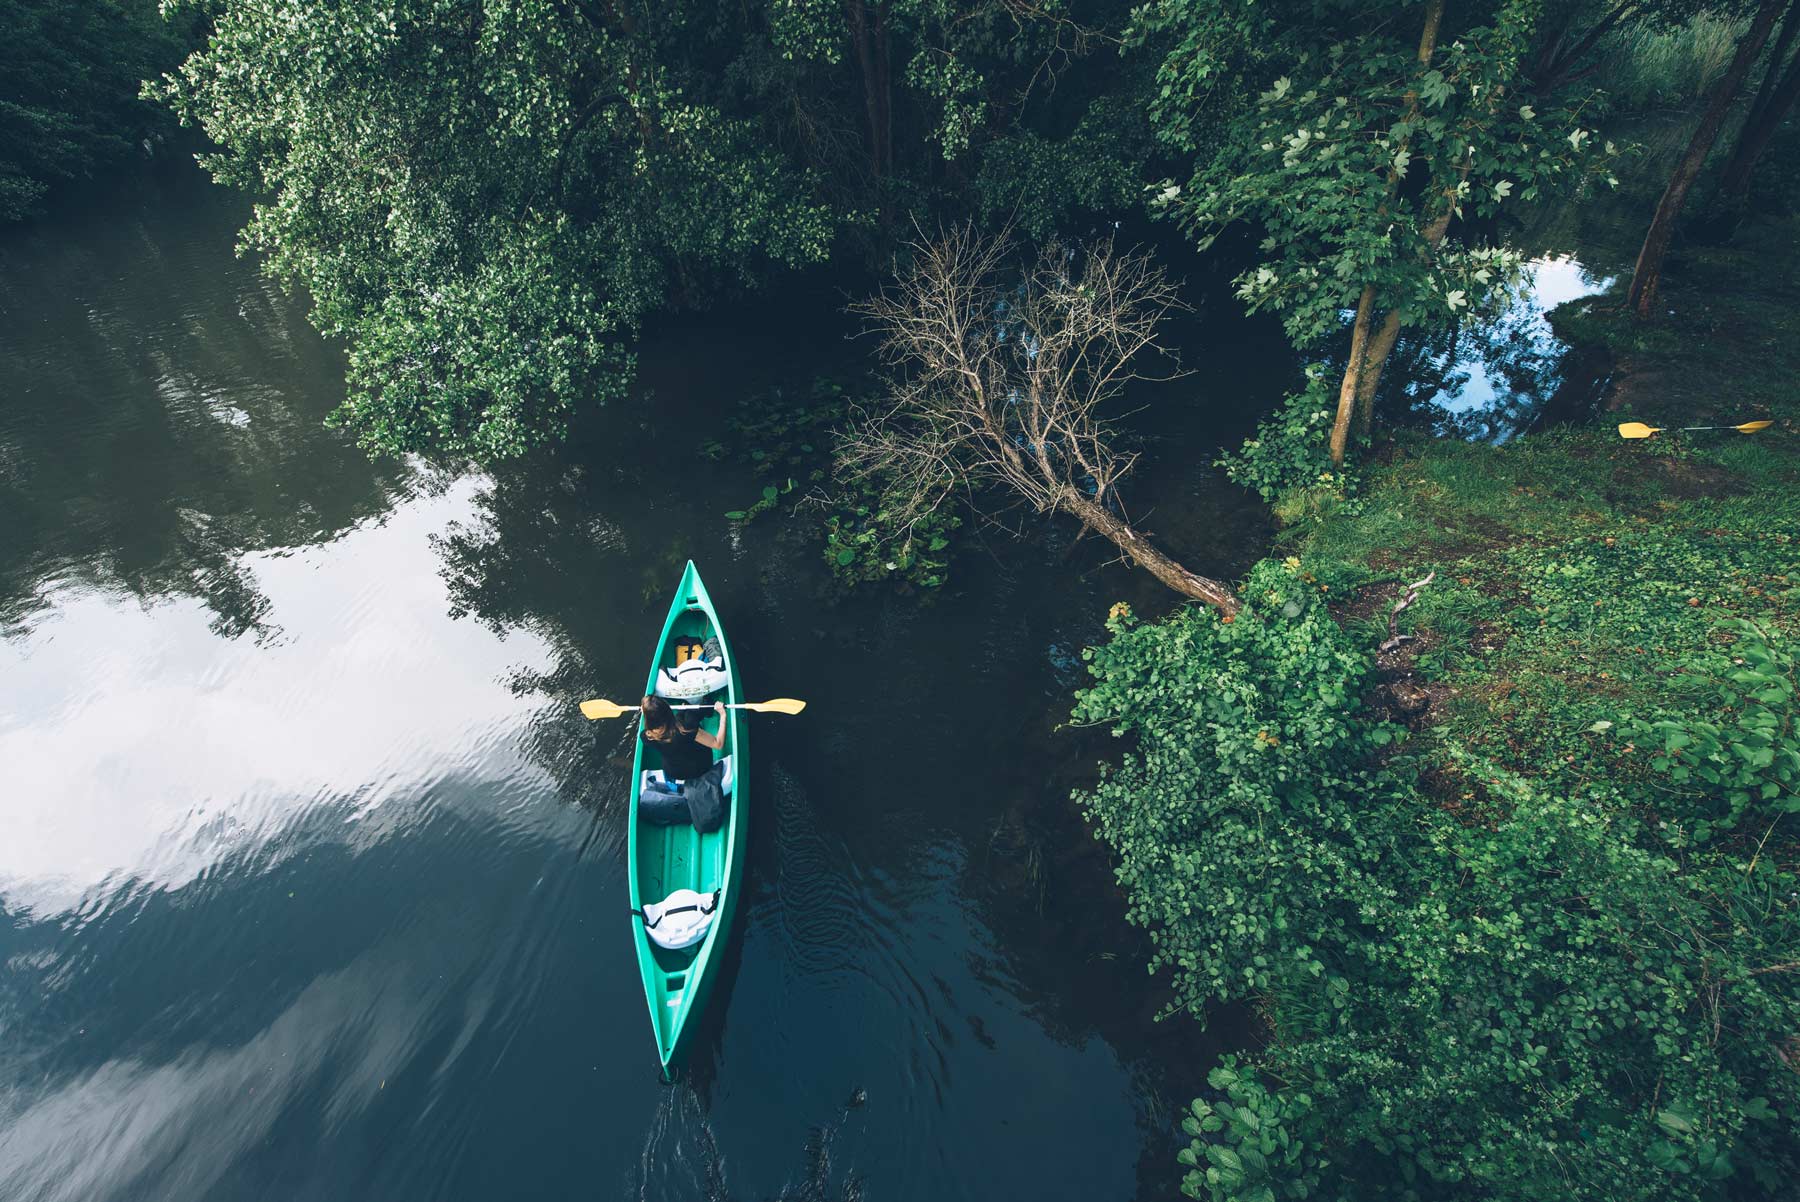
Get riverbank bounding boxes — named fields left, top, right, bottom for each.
left=1299, top=213, right=1797, bottom=777
left=1077, top=213, right=1800, bottom=1199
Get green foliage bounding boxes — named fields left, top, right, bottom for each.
left=155, top=0, right=839, bottom=460
left=1622, top=619, right=1800, bottom=842
left=0, top=0, right=193, bottom=221
left=148, top=0, right=1159, bottom=459
left=1178, top=1060, right=1323, bottom=1202
left=974, top=86, right=1158, bottom=240
left=763, top=0, right=1123, bottom=166
left=1216, top=366, right=1357, bottom=520
left=715, top=376, right=964, bottom=592
left=1074, top=558, right=1383, bottom=1016
left=713, top=376, right=846, bottom=497
left=1136, top=0, right=1611, bottom=349
left=1085, top=342, right=1800, bottom=1200
left=1082, top=568, right=1800, bottom=1198
left=819, top=467, right=961, bottom=592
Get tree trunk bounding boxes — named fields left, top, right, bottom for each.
left=1062, top=493, right=1240, bottom=615
left=1718, top=57, right=1800, bottom=200
left=846, top=0, right=893, bottom=187
left=1351, top=191, right=1461, bottom=438
left=1329, top=286, right=1376, bottom=466
left=1329, top=0, right=1444, bottom=465
left=1529, top=1, right=1641, bottom=95
left=1627, top=0, right=1786, bottom=318
left=1354, top=309, right=1405, bottom=437
left=1740, top=0, right=1800, bottom=136
left=1717, top=10, right=1800, bottom=204
left=875, top=4, right=892, bottom=180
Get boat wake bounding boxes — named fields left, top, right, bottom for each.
left=768, top=764, right=869, bottom=979
left=628, top=1082, right=865, bottom=1202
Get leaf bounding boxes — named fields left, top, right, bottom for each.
left=836, top=549, right=857, bottom=566
left=724, top=510, right=747, bottom=520
left=1656, top=1106, right=1697, bottom=1137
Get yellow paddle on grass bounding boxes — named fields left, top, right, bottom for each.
left=1618, top=420, right=1773, bottom=439
left=579, top=697, right=807, bottom=720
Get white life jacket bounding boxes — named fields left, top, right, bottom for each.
left=638, top=888, right=718, bottom=950
left=655, top=657, right=729, bottom=700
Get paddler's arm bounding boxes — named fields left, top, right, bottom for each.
left=694, top=701, right=727, bottom=750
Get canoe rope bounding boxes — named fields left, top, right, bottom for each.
left=633, top=890, right=720, bottom=929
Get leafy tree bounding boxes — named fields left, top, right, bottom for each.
left=1135, top=0, right=1604, bottom=464
left=153, top=0, right=843, bottom=459
left=155, top=0, right=1155, bottom=459
left=758, top=0, right=1126, bottom=181
left=0, top=0, right=194, bottom=222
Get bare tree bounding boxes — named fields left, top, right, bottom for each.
left=845, top=227, right=1240, bottom=614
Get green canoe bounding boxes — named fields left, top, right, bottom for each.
left=627, top=560, right=746, bottom=1070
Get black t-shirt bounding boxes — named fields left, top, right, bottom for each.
left=648, top=726, right=714, bottom=782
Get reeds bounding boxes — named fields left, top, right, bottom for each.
left=1593, top=9, right=1751, bottom=111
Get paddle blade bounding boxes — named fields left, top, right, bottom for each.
left=579, top=698, right=629, bottom=720
left=745, top=698, right=807, bottom=715
left=1617, top=422, right=1659, bottom=439
left=1735, top=420, right=1774, bottom=434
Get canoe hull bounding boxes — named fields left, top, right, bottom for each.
left=626, top=561, right=746, bottom=1070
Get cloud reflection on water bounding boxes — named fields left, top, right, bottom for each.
left=0, top=478, right=559, bottom=916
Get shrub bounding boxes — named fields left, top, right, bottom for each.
left=1178, top=1060, right=1323, bottom=1202
left=1620, top=619, right=1800, bottom=843
left=1217, top=369, right=1358, bottom=521
left=1073, top=558, right=1386, bottom=1017
left=1075, top=560, right=1800, bottom=1201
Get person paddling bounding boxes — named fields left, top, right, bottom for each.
left=639, top=694, right=724, bottom=784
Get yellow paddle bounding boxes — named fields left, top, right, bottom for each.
left=1618, top=420, right=1774, bottom=439
left=579, top=697, right=807, bottom=720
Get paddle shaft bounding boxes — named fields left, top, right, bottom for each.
left=1620, top=420, right=1773, bottom=438
left=579, top=696, right=805, bottom=719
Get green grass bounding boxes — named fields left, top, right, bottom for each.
left=1551, top=216, right=1800, bottom=428
left=1295, top=214, right=1800, bottom=819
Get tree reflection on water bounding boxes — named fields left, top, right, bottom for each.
left=1378, top=255, right=1615, bottom=442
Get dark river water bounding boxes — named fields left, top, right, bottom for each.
left=0, top=166, right=1297, bottom=1201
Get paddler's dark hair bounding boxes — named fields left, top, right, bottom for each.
left=641, top=695, right=678, bottom=742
